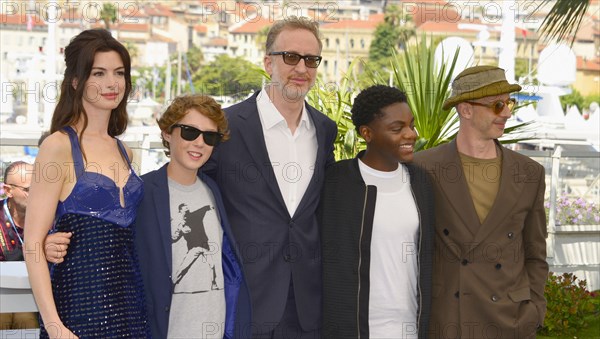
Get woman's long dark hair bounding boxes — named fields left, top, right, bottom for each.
left=51, top=29, right=132, bottom=138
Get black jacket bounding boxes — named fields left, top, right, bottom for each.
left=321, top=155, right=435, bottom=338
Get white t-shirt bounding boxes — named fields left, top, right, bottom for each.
left=167, top=178, right=225, bottom=338
left=358, top=159, right=419, bottom=339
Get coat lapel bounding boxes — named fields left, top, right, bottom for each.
left=235, top=94, right=288, bottom=215
left=152, top=165, right=173, bottom=274
left=471, top=145, right=525, bottom=247
left=293, top=105, right=326, bottom=218
left=437, top=140, right=481, bottom=238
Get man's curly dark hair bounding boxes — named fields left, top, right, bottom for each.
left=351, top=85, right=408, bottom=132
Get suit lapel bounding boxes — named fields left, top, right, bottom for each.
left=293, top=105, right=326, bottom=218
left=199, top=172, right=243, bottom=261
left=471, top=146, right=525, bottom=246
left=438, top=141, right=481, bottom=238
left=236, top=94, right=288, bottom=215
left=152, top=165, right=173, bottom=274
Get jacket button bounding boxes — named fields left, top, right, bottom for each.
left=165, top=306, right=170, bottom=312
left=461, top=259, right=468, bottom=266
left=507, top=232, right=514, bottom=239
left=491, top=295, right=499, bottom=302
left=495, top=263, right=502, bottom=270
left=284, top=254, right=292, bottom=262
left=454, top=291, right=459, bottom=298
left=289, top=220, right=295, bottom=228
left=443, top=229, right=449, bottom=236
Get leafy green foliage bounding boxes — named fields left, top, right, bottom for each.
left=583, top=94, right=600, bottom=110
left=132, top=66, right=166, bottom=100
left=559, top=89, right=600, bottom=112
left=540, top=272, right=598, bottom=336
left=309, top=33, right=462, bottom=158
left=537, top=0, right=590, bottom=46
left=369, top=23, right=401, bottom=63
left=369, top=4, right=415, bottom=63
left=307, top=59, right=364, bottom=160
left=100, top=3, right=117, bottom=30
left=185, top=45, right=204, bottom=74
left=358, top=34, right=468, bottom=151
left=389, top=35, right=461, bottom=151
left=192, top=55, right=263, bottom=100
left=560, top=88, right=585, bottom=112
left=308, top=34, right=533, bottom=159
left=514, top=58, right=535, bottom=83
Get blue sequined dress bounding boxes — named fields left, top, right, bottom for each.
left=39, top=127, right=150, bottom=338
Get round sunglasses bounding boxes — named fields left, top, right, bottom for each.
left=466, top=98, right=517, bottom=115
left=268, top=51, right=322, bottom=68
left=172, top=124, right=223, bottom=146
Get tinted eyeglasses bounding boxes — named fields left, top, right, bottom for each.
left=268, top=51, right=322, bottom=68
left=172, top=124, right=223, bottom=146
left=466, top=98, right=517, bottom=115
left=5, top=183, right=29, bottom=193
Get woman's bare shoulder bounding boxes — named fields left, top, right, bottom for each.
left=37, top=131, right=72, bottom=161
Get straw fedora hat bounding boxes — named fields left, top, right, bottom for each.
left=442, top=65, right=522, bottom=110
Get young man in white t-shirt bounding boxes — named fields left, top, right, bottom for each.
left=321, top=85, right=435, bottom=339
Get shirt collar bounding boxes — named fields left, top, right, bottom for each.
left=257, top=87, right=311, bottom=131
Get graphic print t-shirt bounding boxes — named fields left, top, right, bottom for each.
left=167, top=178, right=225, bottom=338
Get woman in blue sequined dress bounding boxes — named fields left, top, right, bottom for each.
left=24, top=29, right=150, bottom=338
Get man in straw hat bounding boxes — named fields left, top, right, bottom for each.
left=414, top=65, right=548, bottom=338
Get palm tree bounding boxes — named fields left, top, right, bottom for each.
left=537, top=0, right=591, bottom=44
left=390, top=35, right=460, bottom=151
left=307, top=34, right=533, bottom=160
left=100, top=3, right=118, bottom=30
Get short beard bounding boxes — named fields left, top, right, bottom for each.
left=281, top=83, right=309, bottom=103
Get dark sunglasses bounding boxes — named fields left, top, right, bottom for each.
left=172, top=124, right=223, bottom=146
left=466, top=98, right=517, bottom=115
left=268, top=51, right=322, bottom=68
left=5, top=183, right=29, bottom=193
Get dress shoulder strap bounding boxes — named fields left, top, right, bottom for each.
left=63, top=126, right=85, bottom=179
left=115, top=138, right=132, bottom=170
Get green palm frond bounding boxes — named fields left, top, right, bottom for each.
left=307, top=58, right=365, bottom=160
left=309, top=35, right=535, bottom=159
left=391, top=34, right=462, bottom=151
left=350, top=38, right=461, bottom=152
left=537, top=0, right=591, bottom=45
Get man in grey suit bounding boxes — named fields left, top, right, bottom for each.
left=202, top=16, right=337, bottom=338
left=414, top=66, right=548, bottom=338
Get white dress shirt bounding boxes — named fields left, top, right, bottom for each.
left=256, top=89, right=318, bottom=217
